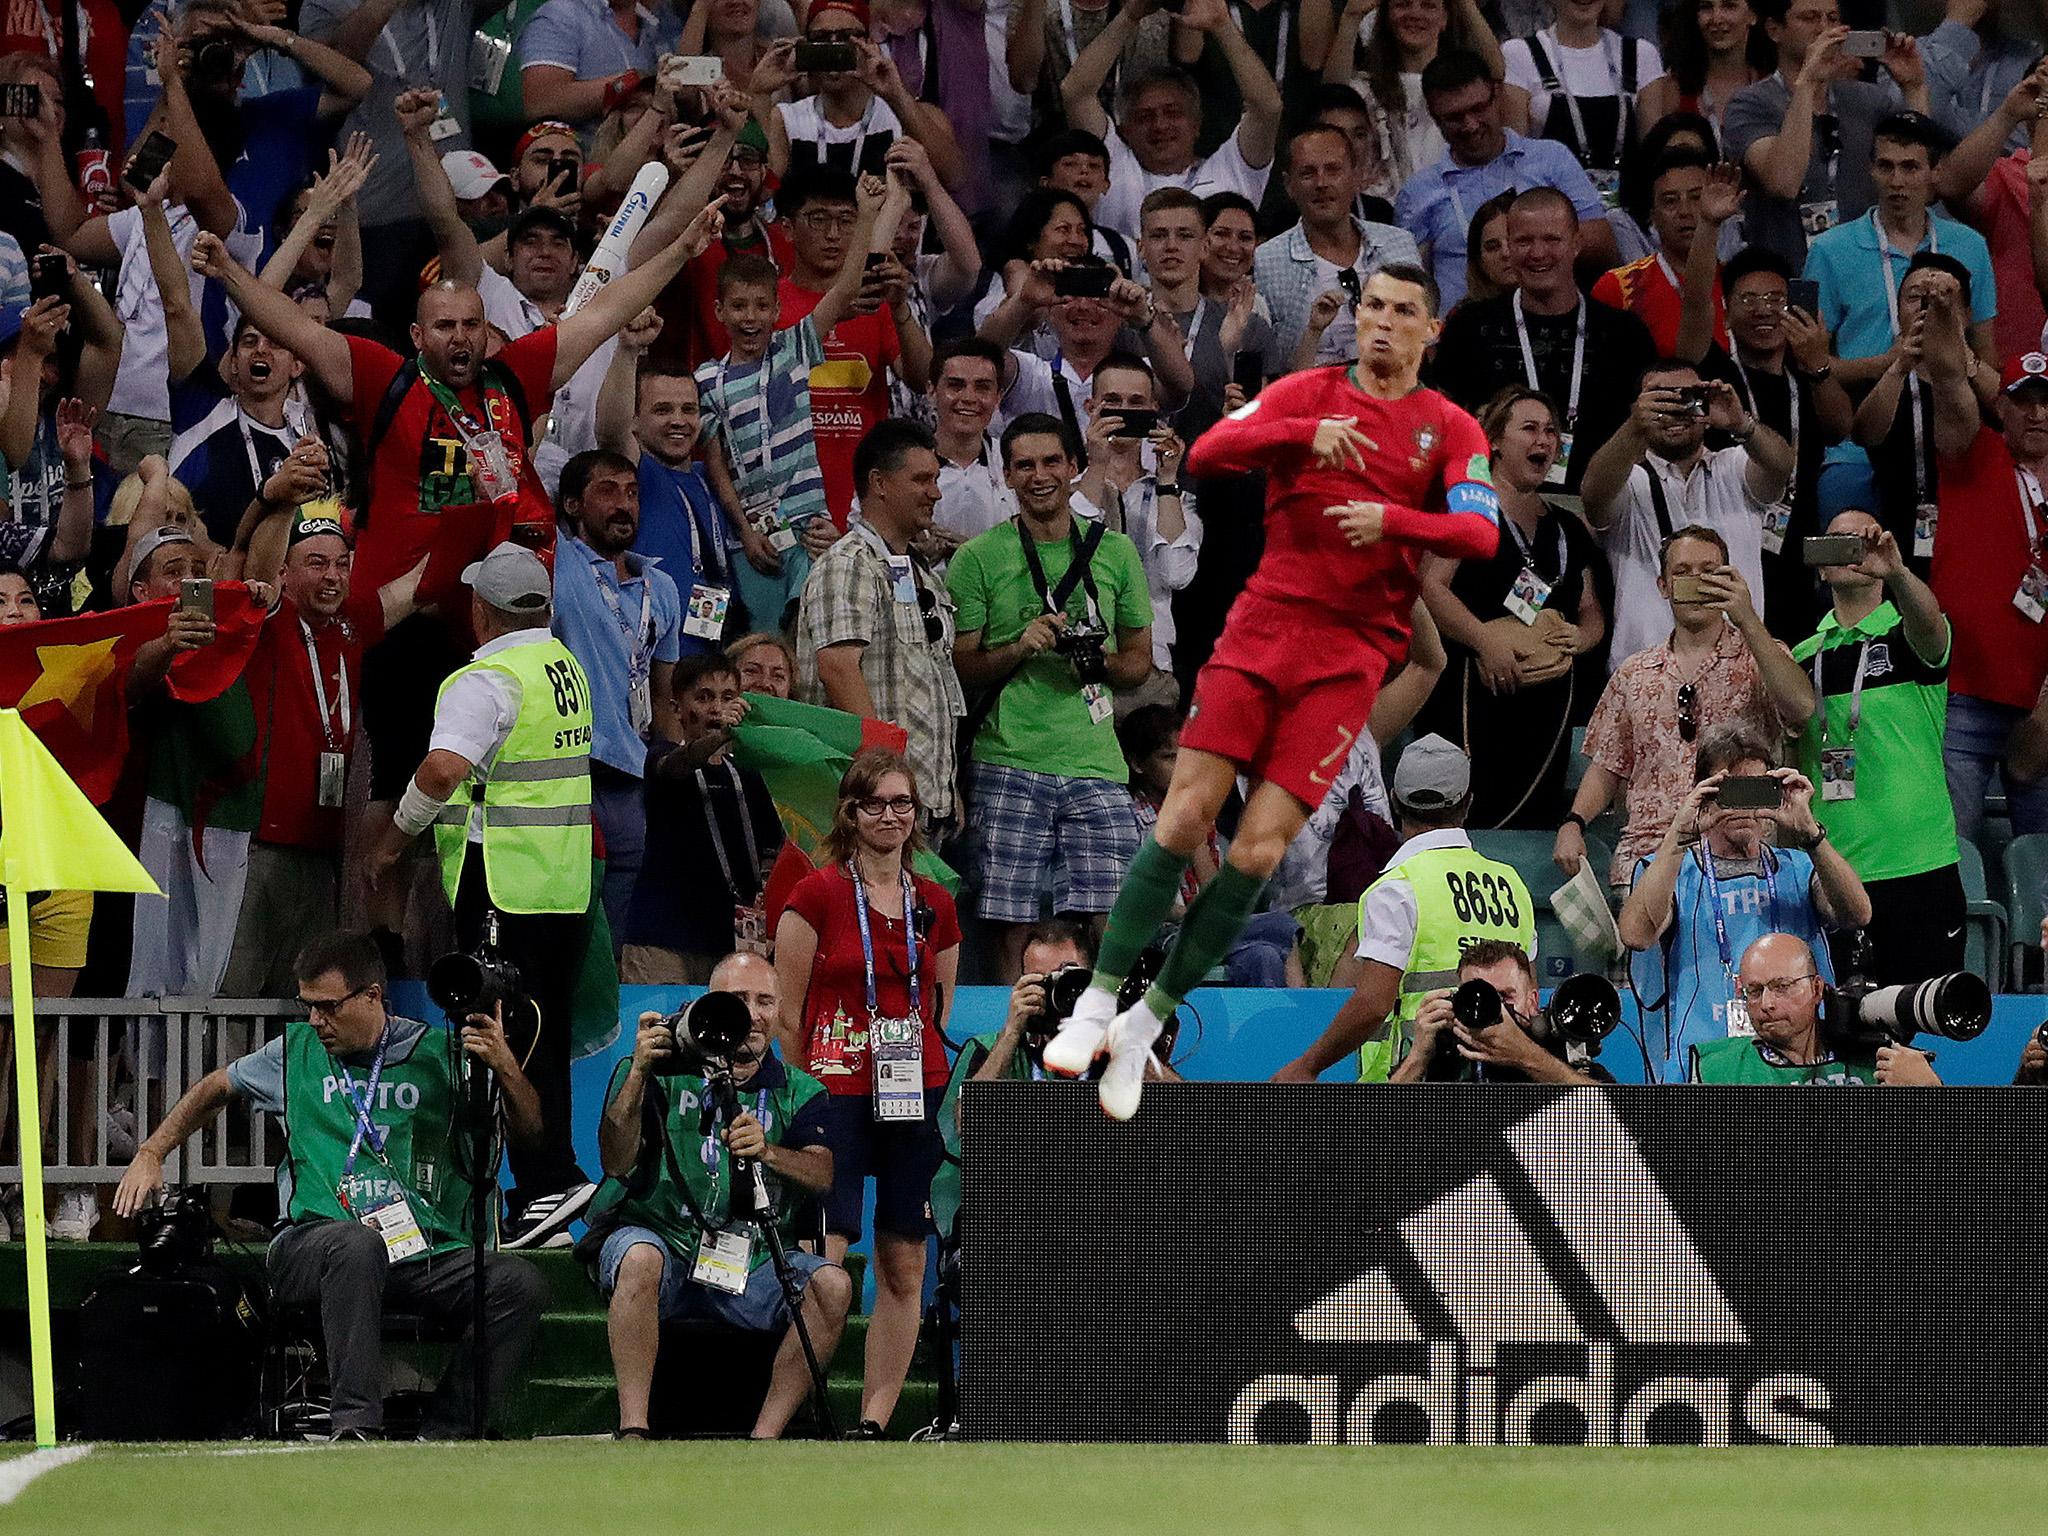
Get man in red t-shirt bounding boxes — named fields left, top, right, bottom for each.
left=658, top=120, right=796, bottom=370
left=1930, top=350, right=2048, bottom=838
left=191, top=192, right=730, bottom=885
left=1041, top=265, right=1501, bottom=1119
left=772, top=166, right=930, bottom=527
left=217, top=510, right=385, bottom=994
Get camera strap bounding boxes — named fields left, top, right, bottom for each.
left=695, top=764, right=763, bottom=899
left=1015, top=513, right=1106, bottom=629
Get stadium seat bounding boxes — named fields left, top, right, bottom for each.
left=1470, top=829, right=1614, bottom=983
left=1955, top=840, right=2009, bottom=990
left=2002, top=833, right=2048, bottom=991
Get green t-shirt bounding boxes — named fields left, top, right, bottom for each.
left=585, top=1055, right=829, bottom=1273
left=946, top=514, right=1152, bottom=783
left=1690, top=1036, right=1880, bottom=1084
left=1791, top=601, right=1957, bottom=882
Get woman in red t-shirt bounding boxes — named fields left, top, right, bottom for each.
left=773, top=747, right=958, bottom=1435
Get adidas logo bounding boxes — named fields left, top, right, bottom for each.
left=1227, top=1092, right=1835, bottom=1446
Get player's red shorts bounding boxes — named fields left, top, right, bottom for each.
left=1181, top=591, right=1393, bottom=808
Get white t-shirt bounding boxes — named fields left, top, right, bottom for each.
left=1503, top=30, right=1665, bottom=142
left=1600, top=446, right=1768, bottom=671
left=936, top=440, right=1017, bottom=542
left=1094, top=122, right=1269, bottom=242
left=430, top=630, right=550, bottom=840
left=108, top=203, right=265, bottom=421
left=1356, top=828, right=1480, bottom=966
left=1072, top=462, right=1201, bottom=671
left=776, top=93, right=906, bottom=176
left=476, top=264, right=610, bottom=497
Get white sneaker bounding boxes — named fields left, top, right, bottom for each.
left=1041, top=986, right=1118, bottom=1077
left=1097, top=1004, right=1164, bottom=1122
left=49, top=1188, right=98, bottom=1241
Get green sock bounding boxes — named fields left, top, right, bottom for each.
left=1091, top=834, right=1191, bottom=992
left=1146, top=862, right=1267, bottom=1015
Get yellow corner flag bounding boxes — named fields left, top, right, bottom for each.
left=0, top=709, right=160, bottom=1448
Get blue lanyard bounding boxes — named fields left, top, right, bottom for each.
left=335, top=1030, right=391, bottom=1188
left=1697, top=845, right=1778, bottom=1001
left=850, top=866, right=920, bottom=1019
left=679, top=464, right=728, bottom=582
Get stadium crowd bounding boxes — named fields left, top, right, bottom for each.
left=4, top=0, right=2048, bottom=1440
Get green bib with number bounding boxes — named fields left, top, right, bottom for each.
left=432, top=636, right=594, bottom=914
left=1358, top=844, right=1535, bottom=1081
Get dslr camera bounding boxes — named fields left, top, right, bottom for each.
left=1030, top=947, right=1170, bottom=1069
left=1821, top=969, right=1991, bottom=1056
left=427, top=913, right=521, bottom=1020
left=1421, top=972, right=1620, bottom=1081
left=650, top=989, right=756, bottom=1077
left=1053, top=622, right=1110, bottom=685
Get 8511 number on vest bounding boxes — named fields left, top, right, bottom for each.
left=1444, top=870, right=1521, bottom=927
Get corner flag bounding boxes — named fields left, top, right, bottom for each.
left=0, top=709, right=160, bottom=1448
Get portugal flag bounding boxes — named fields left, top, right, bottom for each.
left=0, top=589, right=268, bottom=802
left=730, top=694, right=957, bottom=928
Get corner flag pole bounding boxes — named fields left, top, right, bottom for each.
left=4, top=880, right=55, bottom=1446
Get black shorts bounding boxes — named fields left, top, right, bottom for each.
left=1831, top=862, right=1967, bottom=986
left=361, top=613, right=468, bottom=801
left=817, top=1089, right=945, bottom=1240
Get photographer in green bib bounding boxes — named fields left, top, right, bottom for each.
left=367, top=541, right=599, bottom=1249
left=1691, top=932, right=1944, bottom=1085
left=585, top=951, right=851, bottom=1441
left=112, top=933, right=551, bottom=1440
left=1275, top=734, right=1536, bottom=1082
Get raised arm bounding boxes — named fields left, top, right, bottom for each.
left=629, top=88, right=748, bottom=267
left=596, top=310, right=663, bottom=462
left=1676, top=163, right=1740, bottom=366
left=1182, top=391, right=1325, bottom=476
left=1323, top=0, right=1372, bottom=85
left=50, top=243, right=122, bottom=413
left=1744, top=30, right=1838, bottom=199
left=261, top=135, right=378, bottom=290
left=1182, top=0, right=1282, bottom=168
left=1935, top=61, right=2048, bottom=214
left=151, top=31, right=239, bottom=238
left=1061, top=3, right=1145, bottom=138
left=1009, top=0, right=1050, bottom=93
left=242, top=18, right=373, bottom=115
left=395, top=88, right=483, bottom=287
left=748, top=40, right=799, bottom=179
left=1579, top=394, right=1659, bottom=531
left=189, top=233, right=354, bottom=400
left=1862, top=525, right=1950, bottom=665
left=854, top=41, right=968, bottom=190
left=804, top=176, right=899, bottom=344
left=0, top=297, right=64, bottom=467
left=886, top=137, right=980, bottom=309
left=554, top=198, right=734, bottom=389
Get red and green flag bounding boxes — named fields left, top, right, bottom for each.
left=731, top=694, right=957, bottom=926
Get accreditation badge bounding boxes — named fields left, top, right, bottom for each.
left=1724, top=996, right=1754, bottom=1038
left=1820, top=745, right=1857, bottom=802
left=1760, top=502, right=1791, bottom=556
left=1913, top=503, right=1938, bottom=560
left=1545, top=432, right=1572, bottom=486
left=692, top=1228, right=753, bottom=1295
left=871, top=1016, right=926, bottom=1122
left=359, top=1194, right=428, bottom=1264
left=1504, top=565, right=1552, bottom=625
left=317, top=750, right=347, bottom=809
left=684, top=583, right=731, bottom=641
left=2014, top=565, right=2048, bottom=625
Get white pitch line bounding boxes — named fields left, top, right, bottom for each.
left=0, top=1445, right=93, bottom=1505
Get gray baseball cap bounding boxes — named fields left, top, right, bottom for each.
left=461, top=541, right=552, bottom=611
left=131, top=524, right=196, bottom=579
left=1392, top=733, right=1472, bottom=812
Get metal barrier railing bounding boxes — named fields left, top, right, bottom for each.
left=0, top=999, right=298, bottom=1186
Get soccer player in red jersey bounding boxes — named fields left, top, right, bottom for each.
left=1043, top=263, right=1503, bottom=1118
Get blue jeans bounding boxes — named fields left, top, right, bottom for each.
left=1943, top=693, right=2048, bottom=839
left=1224, top=910, right=1302, bottom=987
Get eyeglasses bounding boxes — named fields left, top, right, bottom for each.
left=299, top=984, right=370, bottom=1018
left=915, top=582, right=943, bottom=645
left=1676, top=682, right=1698, bottom=743
left=855, top=795, right=917, bottom=818
left=1738, top=974, right=1816, bottom=1004
left=1731, top=293, right=1787, bottom=312
left=799, top=209, right=858, bottom=233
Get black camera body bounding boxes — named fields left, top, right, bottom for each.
left=427, top=913, right=521, bottom=1020
left=652, top=989, right=756, bottom=1076
left=1030, top=946, right=1170, bottom=1068
left=1426, top=973, right=1620, bottom=1081
left=1821, top=970, right=1992, bottom=1056
left=138, top=1186, right=215, bottom=1276
left=1053, top=623, right=1110, bottom=684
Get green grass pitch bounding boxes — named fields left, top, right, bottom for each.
left=5, top=1442, right=2043, bottom=1534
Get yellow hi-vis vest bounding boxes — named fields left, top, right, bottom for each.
left=432, top=636, right=593, bottom=914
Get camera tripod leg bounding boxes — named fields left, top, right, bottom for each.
left=469, top=1068, right=495, bottom=1441
left=754, top=1212, right=839, bottom=1439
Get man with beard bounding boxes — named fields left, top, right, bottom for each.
left=659, top=119, right=794, bottom=370
left=551, top=448, right=685, bottom=932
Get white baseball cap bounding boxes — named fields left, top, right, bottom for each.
left=441, top=150, right=510, bottom=202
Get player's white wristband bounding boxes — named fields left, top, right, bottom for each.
left=393, top=779, right=448, bottom=837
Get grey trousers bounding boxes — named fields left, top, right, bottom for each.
left=268, top=1219, right=549, bottom=1436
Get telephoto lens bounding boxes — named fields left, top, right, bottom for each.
left=1451, top=978, right=1503, bottom=1031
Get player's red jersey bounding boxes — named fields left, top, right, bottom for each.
left=1184, top=364, right=1500, bottom=654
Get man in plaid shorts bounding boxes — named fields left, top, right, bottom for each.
left=1042, top=264, right=1504, bottom=1118
left=947, top=413, right=1156, bottom=979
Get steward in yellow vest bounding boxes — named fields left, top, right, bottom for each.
left=365, top=541, right=598, bottom=1250
left=1275, top=735, right=1535, bottom=1082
